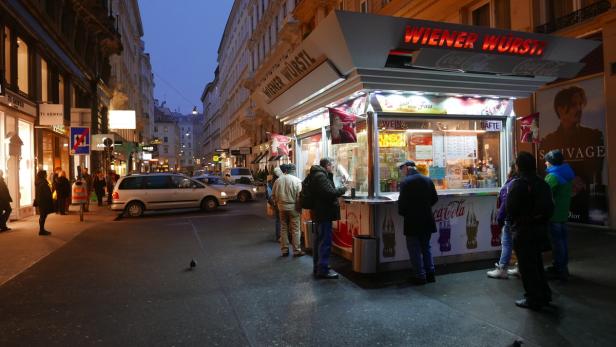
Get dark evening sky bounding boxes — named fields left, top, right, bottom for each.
left=138, top=0, right=234, bottom=114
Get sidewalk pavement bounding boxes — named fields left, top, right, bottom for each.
left=0, top=203, right=119, bottom=286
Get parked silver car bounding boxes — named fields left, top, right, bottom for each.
left=110, top=173, right=227, bottom=217
left=193, top=174, right=257, bottom=202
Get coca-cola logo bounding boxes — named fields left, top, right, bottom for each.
left=433, top=199, right=466, bottom=222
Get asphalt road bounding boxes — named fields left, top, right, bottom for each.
left=1, top=201, right=615, bottom=346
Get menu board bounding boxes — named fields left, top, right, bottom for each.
left=432, top=134, right=445, bottom=167
left=445, top=135, right=477, bottom=159
left=415, top=145, right=433, bottom=159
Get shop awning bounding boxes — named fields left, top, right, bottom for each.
left=251, top=151, right=267, bottom=164
left=252, top=11, right=600, bottom=124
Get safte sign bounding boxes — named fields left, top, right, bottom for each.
left=403, top=25, right=546, bottom=57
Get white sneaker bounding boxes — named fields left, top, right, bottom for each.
left=507, top=265, right=520, bottom=277
left=487, top=263, right=509, bottom=279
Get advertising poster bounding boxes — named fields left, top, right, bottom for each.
left=376, top=196, right=500, bottom=263
left=333, top=202, right=371, bottom=253
left=269, top=133, right=292, bottom=157
left=537, top=76, right=608, bottom=225
left=329, top=108, right=357, bottom=144
left=519, top=112, right=540, bottom=143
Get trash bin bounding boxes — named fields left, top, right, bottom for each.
left=353, top=235, right=377, bottom=273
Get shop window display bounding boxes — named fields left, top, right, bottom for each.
left=18, top=120, right=33, bottom=206
left=299, top=133, right=323, bottom=178
left=378, top=118, right=503, bottom=194
left=329, top=121, right=369, bottom=194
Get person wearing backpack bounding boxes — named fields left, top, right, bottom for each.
left=308, top=158, right=347, bottom=279
left=506, top=152, right=554, bottom=310
left=272, top=164, right=304, bottom=257
left=543, top=149, right=575, bottom=281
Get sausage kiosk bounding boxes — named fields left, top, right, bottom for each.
left=253, top=11, right=599, bottom=271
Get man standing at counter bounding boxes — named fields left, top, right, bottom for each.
left=309, top=158, right=347, bottom=279
left=272, top=164, right=304, bottom=257
left=506, top=152, right=553, bottom=310
left=397, top=161, right=438, bottom=285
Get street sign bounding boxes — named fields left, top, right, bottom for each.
left=70, top=127, right=90, bottom=155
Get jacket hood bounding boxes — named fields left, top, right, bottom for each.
left=309, top=165, right=328, bottom=176
left=546, top=163, right=575, bottom=184
left=273, top=167, right=283, bottom=177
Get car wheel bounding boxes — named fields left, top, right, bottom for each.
left=201, top=197, right=218, bottom=212
left=125, top=201, right=144, bottom=217
left=238, top=191, right=251, bottom=202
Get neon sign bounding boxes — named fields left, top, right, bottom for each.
left=404, top=26, right=546, bottom=57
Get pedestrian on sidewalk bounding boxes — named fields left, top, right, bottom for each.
left=81, top=167, right=92, bottom=212
left=106, top=171, right=117, bottom=205
left=51, top=167, right=61, bottom=213
left=487, top=163, right=518, bottom=279
left=506, top=152, right=554, bottom=310
left=544, top=149, right=575, bottom=281
left=308, top=158, right=347, bottom=279
left=397, top=160, right=438, bottom=285
left=56, top=171, right=71, bottom=215
left=272, top=164, right=304, bottom=257
left=93, top=171, right=106, bottom=207
left=34, top=170, right=53, bottom=236
left=0, top=170, right=12, bottom=232
left=265, top=168, right=282, bottom=242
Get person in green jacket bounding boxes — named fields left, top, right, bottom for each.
left=544, top=149, right=574, bottom=281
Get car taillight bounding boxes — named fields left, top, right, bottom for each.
left=112, top=192, right=119, bottom=200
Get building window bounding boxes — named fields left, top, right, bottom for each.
left=164, top=146, right=168, bottom=154
left=472, top=3, right=491, bottom=27
left=164, top=136, right=168, bottom=143
left=164, top=126, right=168, bottom=133
left=58, top=74, right=64, bottom=104
left=360, top=0, right=368, bottom=13
left=41, top=58, right=48, bottom=102
left=154, top=126, right=158, bottom=132
left=3, top=27, right=11, bottom=84
left=16, top=37, right=29, bottom=94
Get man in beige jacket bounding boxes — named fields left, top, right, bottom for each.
left=272, top=164, right=304, bottom=257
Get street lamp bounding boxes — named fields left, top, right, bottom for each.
left=192, top=106, right=198, bottom=115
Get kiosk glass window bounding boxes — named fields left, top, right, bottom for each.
left=299, top=133, right=322, bottom=179
left=328, top=121, right=369, bottom=194
left=378, top=118, right=504, bottom=193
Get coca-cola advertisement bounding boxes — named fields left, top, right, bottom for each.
left=376, top=196, right=500, bottom=263
left=333, top=202, right=371, bottom=252
left=536, top=76, right=608, bottom=225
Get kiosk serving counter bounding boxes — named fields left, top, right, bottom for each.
left=252, top=11, right=599, bottom=271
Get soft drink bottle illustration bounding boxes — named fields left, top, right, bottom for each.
left=466, top=206, right=479, bottom=249
left=490, top=208, right=501, bottom=247
left=438, top=219, right=452, bottom=252
left=382, top=209, right=396, bottom=258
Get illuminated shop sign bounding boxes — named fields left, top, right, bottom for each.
left=378, top=132, right=405, bottom=147
left=403, top=25, right=546, bottom=57
left=372, top=94, right=511, bottom=116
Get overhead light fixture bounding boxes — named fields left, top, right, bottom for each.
left=192, top=106, right=198, bottom=115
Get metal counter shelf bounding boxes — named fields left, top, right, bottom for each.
left=343, top=188, right=499, bottom=204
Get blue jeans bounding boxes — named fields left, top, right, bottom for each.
left=314, top=221, right=333, bottom=275
left=498, top=222, right=513, bottom=267
left=550, top=222, right=569, bottom=273
left=405, top=233, right=435, bottom=279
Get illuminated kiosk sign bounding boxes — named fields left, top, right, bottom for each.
left=403, top=26, right=547, bottom=57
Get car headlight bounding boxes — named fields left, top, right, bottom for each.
left=252, top=187, right=257, bottom=192
left=220, top=191, right=227, bottom=197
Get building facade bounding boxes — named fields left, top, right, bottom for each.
left=1, top=0, right=121, bottom=219
left=108, top=0, right=154, bottom=173
left=152, top=101, right=180, bottom=172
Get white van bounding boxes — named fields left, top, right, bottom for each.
left=226, top=167, right=254, bottom=184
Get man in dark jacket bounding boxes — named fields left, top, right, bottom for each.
left=309, top=158, right=347, bottom=279
left=0, top=170, right=12, bottom=231
left=397, top=161, right=438, bottom=285
left=506, top=152, right=554, bottom=310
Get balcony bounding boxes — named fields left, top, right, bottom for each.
left=535, top=0, right=612, bottom=34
